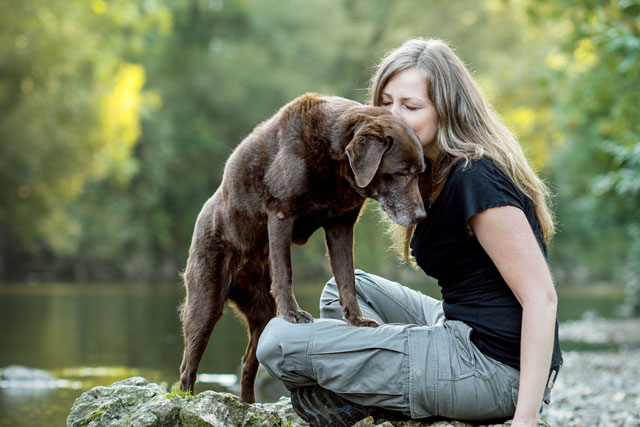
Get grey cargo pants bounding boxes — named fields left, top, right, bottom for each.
left=257, top=270, right=526, bottom=421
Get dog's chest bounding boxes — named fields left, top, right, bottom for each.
left=291, top=199, right=363, bottom=245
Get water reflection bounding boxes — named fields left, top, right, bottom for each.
left=0, top=284, right=242, bottom=379
left=0, top=283, right=323, bottom=426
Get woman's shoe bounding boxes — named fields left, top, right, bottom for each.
left=290, top=385, right=373, bottom=427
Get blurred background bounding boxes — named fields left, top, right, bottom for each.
left=0, top=0, right=638, bottom=425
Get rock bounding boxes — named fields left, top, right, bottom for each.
left=67, top=377, right=305, bottom=427
left=67, top=377, right=550, bottom=427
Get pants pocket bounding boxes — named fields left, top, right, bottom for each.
left=438, top=320, right=476, bottom=380
left=433, top=376, right=513, bottom=421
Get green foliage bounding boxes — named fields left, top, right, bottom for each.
left=1, top=0, right=637, bottom=309
left=0, top=0, right=170, bottom=277
left=525, top=0, right=640, bottom=285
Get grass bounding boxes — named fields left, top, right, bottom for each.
left=166, top=384, right=194, bottom=400
left=273, top=418, right=294, bottom=427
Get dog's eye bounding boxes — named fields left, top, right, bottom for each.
left=394, top=172, right=411, bottom=181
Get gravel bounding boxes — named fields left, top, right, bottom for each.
left=544, top=317, right=640, bottom=427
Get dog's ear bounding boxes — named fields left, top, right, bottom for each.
left=345, top=123, right=392, bottom=188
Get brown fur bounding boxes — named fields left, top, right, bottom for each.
left=179, top=93, right=426, bottom=402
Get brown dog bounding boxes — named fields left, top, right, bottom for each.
left=179, top=93, right=426, bottom=402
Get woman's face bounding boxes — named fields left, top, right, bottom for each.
left=380, top=67, right=439, bottom=161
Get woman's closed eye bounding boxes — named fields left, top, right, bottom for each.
left=381, top=100, right=420, bottom=111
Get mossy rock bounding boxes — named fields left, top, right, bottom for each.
left=67, top=377, right=549, bottom=427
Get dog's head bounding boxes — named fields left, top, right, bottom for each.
left=346, top=109, right=427, bottom=226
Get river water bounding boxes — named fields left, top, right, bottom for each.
left=0, top=282, right=626, bottom=426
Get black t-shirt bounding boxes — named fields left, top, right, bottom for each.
left=411, top=157, right=562, bottom=371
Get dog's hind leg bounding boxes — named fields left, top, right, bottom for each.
left=179, top=251, right=227, bottom=394
left=229, top=275, right=277, bottom=403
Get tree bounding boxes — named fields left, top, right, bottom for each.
left=0, top=0, right=170, bottom=279
left=527, top=0, right=640, bottom=311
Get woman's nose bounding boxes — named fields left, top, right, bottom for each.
left=389, top=103, right=401, bottom=118
left=391, top=106, right=409, bottom=124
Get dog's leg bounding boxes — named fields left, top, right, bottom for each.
left=324, top=221, right=379, bottom=327
left=267, top=213, right=313, bottom=323
left=231, top=289, right=277, bottom=403
left=241, top=313, right=274, bottom=403
left=179, top=254, right=226, bottom=394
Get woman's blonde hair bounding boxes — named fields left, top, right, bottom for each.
left=368, top=38, right=555, bottom=264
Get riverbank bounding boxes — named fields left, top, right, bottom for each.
left=65, top=317, right=640, bottom=427
left=4, top=307, right=639, bottom=426
left=545, top=317, right=640, bottom=426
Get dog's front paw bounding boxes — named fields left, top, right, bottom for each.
left=347, top=316, right=380, bottom=328
left=282, top=309, right=314, bottom=324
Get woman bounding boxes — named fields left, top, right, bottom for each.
left=257, top=38, right=562, bottom=427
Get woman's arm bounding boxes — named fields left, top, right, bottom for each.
left=469, top=205, right=557, bottom=427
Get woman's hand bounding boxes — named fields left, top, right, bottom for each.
left=469, top=205, right=557, bottom=424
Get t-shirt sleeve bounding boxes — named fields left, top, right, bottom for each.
left=449, top=158, right=526, bottom=235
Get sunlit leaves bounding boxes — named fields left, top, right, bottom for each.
left=504, top=107, right=560, bottom=171
left=573, top=38, right=598, bottom=71
left=545, top=52, right=570, bottom=71
left=96, top=64, right=147, bottom=184
left=0, top=0, right=171, bottom=254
